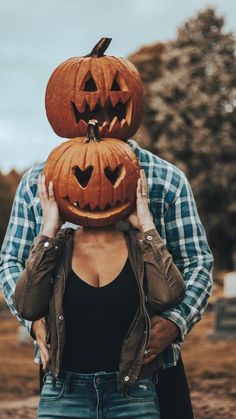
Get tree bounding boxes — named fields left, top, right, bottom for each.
left=130, top=8, right=236, bottom=269
left=0, top=170, right=21, bottom=248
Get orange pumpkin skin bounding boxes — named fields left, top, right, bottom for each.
left=45, top=38, right=143, bottom=141
left=43, top=135, right=140, bottom=227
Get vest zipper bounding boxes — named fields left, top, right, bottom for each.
left=55, top=261, right=66, bottom=378
left=124, top=255, right=151, bottom=377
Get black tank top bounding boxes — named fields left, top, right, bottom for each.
left=61, top=258, right=140, bottom=373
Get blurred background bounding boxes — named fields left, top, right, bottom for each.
left=0, top=1, right=236, bottom=418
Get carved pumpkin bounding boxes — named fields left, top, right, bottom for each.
left=45, top=38, right=143, bottom=141
left=43, top=120, right=140, bottom=227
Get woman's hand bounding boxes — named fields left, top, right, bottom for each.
left=31, top=318, right=51, bottom=371
left=38, top=174, right=62, bottom=238
left=128, top=169, right=155, bottom=232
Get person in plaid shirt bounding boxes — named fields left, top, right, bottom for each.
left=0, top=139, right=213, bottom=419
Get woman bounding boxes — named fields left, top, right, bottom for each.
left=14, top=170, right=185, bottom=419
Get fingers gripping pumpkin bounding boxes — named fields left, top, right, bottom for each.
left=45, top=38, right=143, bottom=141
left=43, top=121, right=140, bottom=227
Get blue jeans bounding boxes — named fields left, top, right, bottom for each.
left=37, top=370, right=160, bottom=418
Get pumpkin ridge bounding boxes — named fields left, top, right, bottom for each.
left=88, top=92, right=99, bottom=112
left=45, top=140, right=74, bottom=181
left=106, top=141, right=121, bottom=206
left=109, top=140, right=126, bottom=203
left=74, top=60, right=86, bottom=104
left=66, top=144, right=79, bottom=204
left=56, top=152, right=70, bottom=204
left=103, top=140, right=116, bottom=204
left=48, top=143, right=72, bottom=206
left=105, top=57, right=121, bottom=95
left=114, top=59, right=131, bottom=91
left=98, top=57, right=112, bottom=106
left=98, top=141, right=109, bottom=210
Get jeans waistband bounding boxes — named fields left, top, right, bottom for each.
left=44, top=370, right=158, bottom=393
left=45, top=370, right=119, bottom=385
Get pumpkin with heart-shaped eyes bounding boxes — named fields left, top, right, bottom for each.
left=45, top=38, right=143, bottom=141
left=43, top=120, right=140, bottom=227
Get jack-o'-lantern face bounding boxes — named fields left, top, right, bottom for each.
left=43, top=121, right=140, bottom=226
left=45, top=38, right=143, bottom=141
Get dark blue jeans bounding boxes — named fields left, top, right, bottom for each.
left=37, top=370, right=160, bottom=418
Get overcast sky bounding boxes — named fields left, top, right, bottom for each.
left=1, top=0, right=236, bottom=172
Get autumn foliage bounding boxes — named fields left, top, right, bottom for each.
left=0, top=170, right=21, bottom=248
left=131, top=9, right=236, bottom=269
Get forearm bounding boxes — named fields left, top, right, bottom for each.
left=161, top=262, right=213, bottom=342
left=0, top=263, right=33, bottom=334
left=161, top=171, right=214, bottom=341
left=0, top=164, right=45, bottom=332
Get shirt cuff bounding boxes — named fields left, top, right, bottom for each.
left=160, top=309, right=188, bottom=343
left=20, top=318, right=34, bottom=338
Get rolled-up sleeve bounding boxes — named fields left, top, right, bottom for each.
left=160, top=175, right=214, bottom=342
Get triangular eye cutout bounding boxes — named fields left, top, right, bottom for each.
left=110, top=72, right=128, bottom=91
left=74, top=166, right=93, bottom=187
left=111, top=78, right=120, bottom=91
left=84, top=76, right=97, bottom=91
left=104, top=166, right=122, bottom=185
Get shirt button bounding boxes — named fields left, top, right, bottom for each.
left=44, top=241, right=50, bottom=248
left=95, top=377, right=101, bottom=384
left=146, top=235, right=153, bottom=241
left=58, top=315, right=64, bottom=320
left=55, top=246, right=58, bottom=250
left=124, top=376, right=129, bottom=382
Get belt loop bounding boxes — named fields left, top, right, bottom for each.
left=115, top=371, right=120, bottom=394
left=64, top=371, right=73, bottom=394
left=52, top=375, right=57, bottom=389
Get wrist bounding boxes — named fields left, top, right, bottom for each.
left=139, top=222, right=156, bottom=233
left=42, top=225, right=59, bottom=238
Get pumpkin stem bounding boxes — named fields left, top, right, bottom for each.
left=87, top=37, right=112, bottom=57
left=87, top=119, right=101, bottom=142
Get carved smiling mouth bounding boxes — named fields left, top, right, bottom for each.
left=71, top=95, right=131, bottom=136
left=63, top=195, right=130, bottom=215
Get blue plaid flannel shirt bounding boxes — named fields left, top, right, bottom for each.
left=0, top=140, right=214, bottom=368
